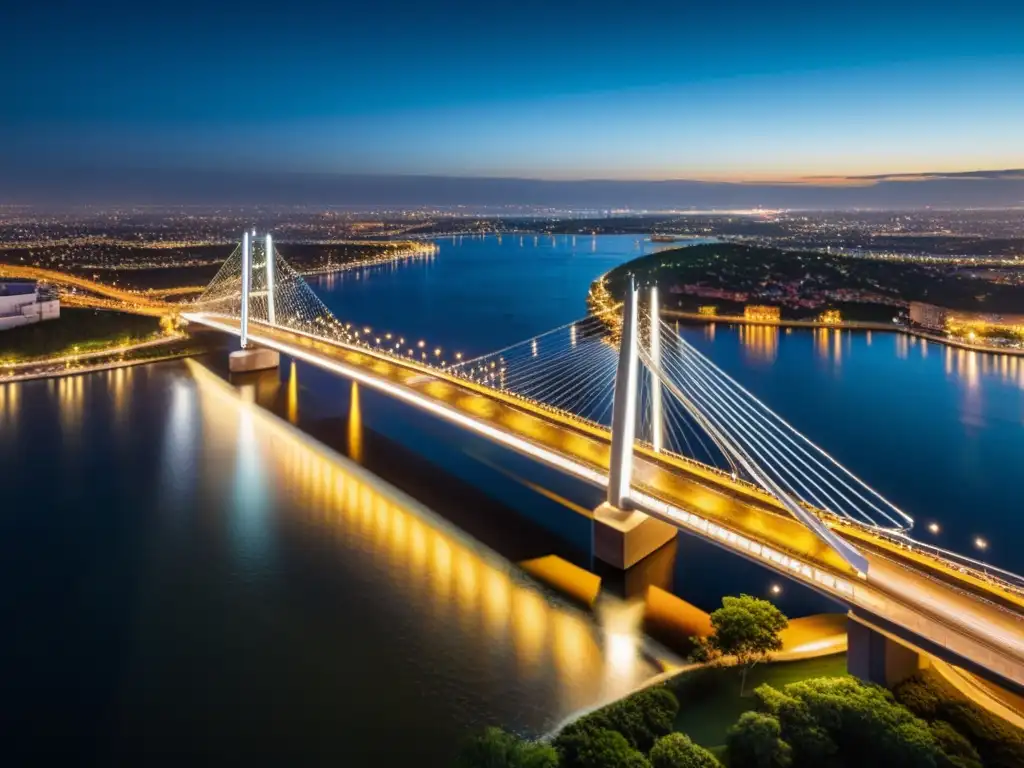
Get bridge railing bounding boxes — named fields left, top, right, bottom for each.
left=230, top=311, right=1024, bottom=601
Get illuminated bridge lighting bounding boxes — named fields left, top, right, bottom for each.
left=182, top=238, right=1024, bottom=690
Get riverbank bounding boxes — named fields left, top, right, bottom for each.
left=661, top=309, right=1024, bottom=357
left=0, top=334, right=212, bottom=383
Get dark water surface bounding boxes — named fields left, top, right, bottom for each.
left=3, top=234, right=1023, bottom=764
left=0, top=362, right=654, bottom=766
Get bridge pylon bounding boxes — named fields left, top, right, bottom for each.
left=595, top=276, right=676, bottom=569
left=231, top=229, right=280, bottom=373
left=649, top=285, right=663, bottom=453
left=608, top=276, right=639, bottom=508
left=240, top=231, right=251, bottom=348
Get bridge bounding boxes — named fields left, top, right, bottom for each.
left=183, top=233, right=1024, bottom=692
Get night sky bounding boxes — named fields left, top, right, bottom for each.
left=3, top=0, right=1023, bottom=185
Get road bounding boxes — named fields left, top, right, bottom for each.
left=184, top=312, right=1024, bottom=689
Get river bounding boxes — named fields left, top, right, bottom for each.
left=2, top=233, right=1022, bottom=764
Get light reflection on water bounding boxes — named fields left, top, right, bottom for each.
left=185, top=361, right=655, bottom=753
left=0, top=361, right=657, bottom=765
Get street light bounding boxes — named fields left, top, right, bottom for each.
left=927, top=522, right=940, bottom=535
left=770, top=584, right=782, bottom=596
left=974, top=537, right=988, bottom=552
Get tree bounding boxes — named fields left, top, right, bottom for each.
left=649, top=733, right=721, bottom=768
left=707, top=595, right=788, bottom=694
left=895, top=672, right=1024, bottom=768
left=686, top=636, right=714, bottom=665
left=456, top=727, right=559, bottom=768
left=726, top=712, right=792, bottom=768
left=929, top=720, right=982, bottom=768
left=572, top=728, right=651, bottom=768
left=751, top=676, right=975, bottom=768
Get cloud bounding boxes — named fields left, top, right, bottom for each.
left=801, top=168, right=1024, bottom=184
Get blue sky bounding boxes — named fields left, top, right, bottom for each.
left=3, top=0, right=1023, bottom=181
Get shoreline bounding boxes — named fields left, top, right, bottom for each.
left=661, top=309, right=1024, bottom=357
left=0, top=349, right=195, bottom=383
left=0, top=335, right=206, bottom=383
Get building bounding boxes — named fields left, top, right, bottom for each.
left=744, top=305, right=781, bottom=323
left=0, top=280, right=60, bottom=331
left=908, top=302, right=947, bottom=331
left=819, top=309, right=842, bottom=325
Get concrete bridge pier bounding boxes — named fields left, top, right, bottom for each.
left=847, top=614, right=926, bottom=687
left=229, top=347, right=280, bottom=373
left=592, top=502, right=678, bottom=570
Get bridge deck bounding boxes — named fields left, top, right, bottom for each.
left=187, top=313, right=1024, bottom=689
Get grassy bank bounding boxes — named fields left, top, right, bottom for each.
left=668, top=653, right=847, bottom=750
left=0, top=308, right=162, bottom=362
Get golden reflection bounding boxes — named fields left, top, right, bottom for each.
left=866, top=331, right=873, bottom=346
left=57, top=375, right=84, bottom=442
left=740, top=324, right=778, bottom=363
left=552, top=612, right=591, bottom=682
left=286, top=361, right=299, bottom=424
left=597, top=600, right=646, bottom=689
left=186, top=357, right=652, bottom=711
left=964, top=350, right=979, bottom=392
left=513, top=589, right=548, bottom=672
left=814, top=328, right=829, bottom=359
left=348, top=381, right=364, bottom=463
left=0, top=382, right=18, bottom=429
left=833, top=329, right=842, bottom=366
left=112, top=366, right=131, bottom=430
left=896, top=334, right=909, bottom=359
left=704, top=323, right=716, bottom=341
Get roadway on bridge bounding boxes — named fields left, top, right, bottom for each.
left=186, top=312, right=1024, bottom=689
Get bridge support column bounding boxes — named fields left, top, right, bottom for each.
left=593, top=502, right=677, bottom=570
left=265, top=233, right=276, bottom=326
left=650, top=286, right=663, bottom=453
left=596, top=279, right=676, bottom=568
left=608, top=277, right=639, bottom=508
left=847, top=614, right=925, bottom=687
left=229, top=348, right=280, bottom=373
left=240, top=231, right=251, bottom=349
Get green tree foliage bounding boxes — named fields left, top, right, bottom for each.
left=894, top=672, right=1024, bottom=768
left=685, top=636, right=714, bottom=665
left=567, top=728, right=650, bottom=768
left=726, top=711, right=793, bottom=768
left=555, top=688, right=679, bottom=760
left=929, top=720, right=982, bottom=768
left=706, top=595, right=788, bottom=693
left=455, top=727, right=559, bottom=768
left=648, top=733, right=721, bottom=768
left=751, top=676, right=985, bottom=768
left=554, top=688, right=678, bottom=767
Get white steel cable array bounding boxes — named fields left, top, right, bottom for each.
left=644, top=309, right=913, bottom=531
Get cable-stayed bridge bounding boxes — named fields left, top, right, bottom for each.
left=183, top=234, right=1024, bottom=692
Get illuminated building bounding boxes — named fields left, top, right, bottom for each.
left=744, top=305, right=781, bottom=323
left=0, top=280, right=60, bottom=331
left=697, top=305, right=718, bottom=317
left=819, top=309, right=841, bottom=325
left=909, top=302, right=947, bottom=331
